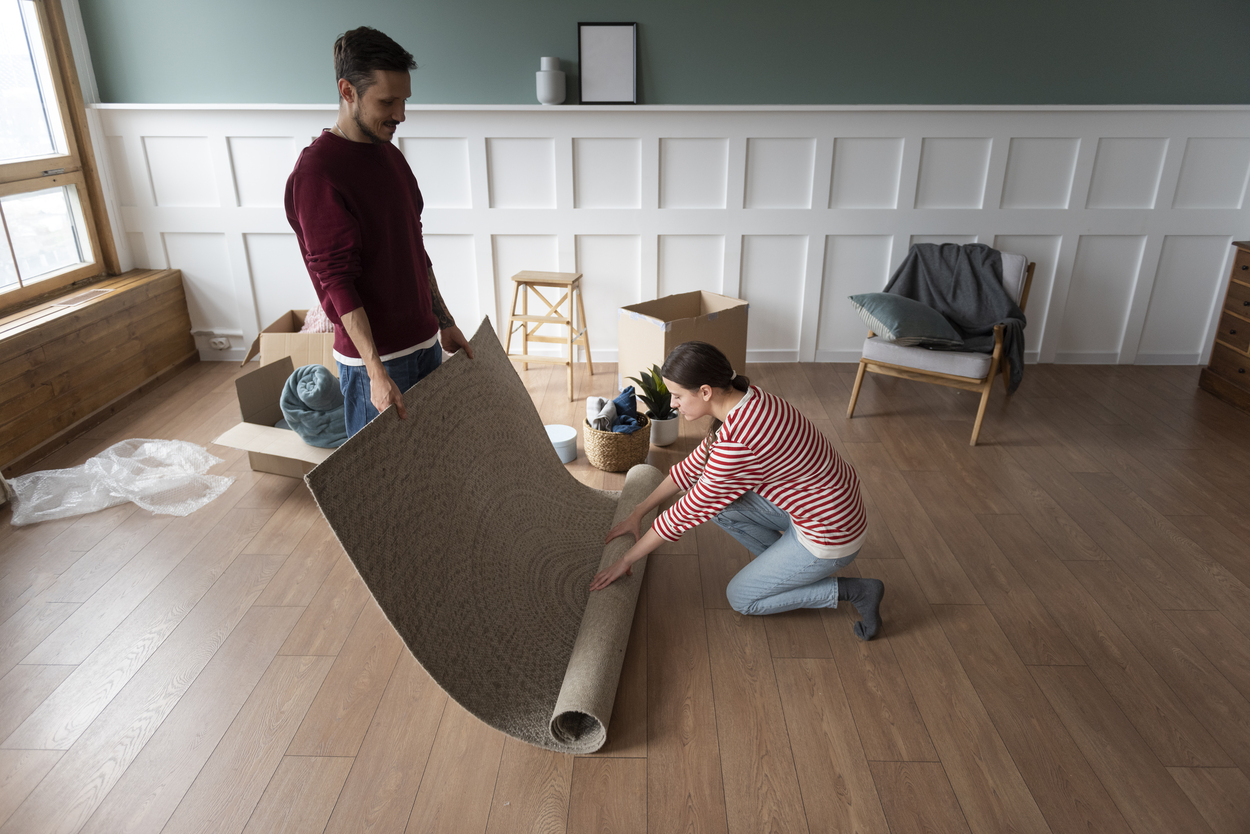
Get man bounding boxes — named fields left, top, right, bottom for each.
left=285, top=26, right=472, bottom=437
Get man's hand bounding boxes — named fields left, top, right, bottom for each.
left=440, top=326, right=474, bottom=359
left=368, top=366, right=408, bottom=419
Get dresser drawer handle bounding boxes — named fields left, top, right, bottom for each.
left=1233, top=329, right=1240, bottom=335
left=1242, top=368, right=1247, bottom=374
left=1243, top=265, right=1249, bottom=270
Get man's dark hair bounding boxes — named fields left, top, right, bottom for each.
left=333, top=27, right=416, bottom=98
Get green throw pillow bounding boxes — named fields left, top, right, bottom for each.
left=848, top=293, right=964, bottom=347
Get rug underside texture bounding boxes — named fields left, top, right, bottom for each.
left=305, top=319, right=662, bottom=753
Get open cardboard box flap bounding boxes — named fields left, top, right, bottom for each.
left=241, top=310, right=338, bottom=377
left=214, top=355, right=334, bottom=477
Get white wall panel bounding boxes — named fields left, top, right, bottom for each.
left=163, top=232, right=236, bottom=331
left=745, top=138, right=816, bottom=209
left=126, top=232, right=148, bottom=267
left=402, top=138, right=473, bottom=209
left=492, top=234, right=558, bottom=342
left=1086, top=138, right=1168, bottom=208
left=1172, top=138, right=1250, bottom=209
left=105, top=135, right=135, bottom=207
left=1058, top=235, right=1147, bottom=360
left=915, top=138, right=992, bottom=208
left=229, top=137, right=296, bottom=208
left=1137, top=235, right=1233, bottom=362
left=576, top=235, right=641, bottom=353
left=816, top=235, right=894, bottom=357
left=144, top=136, right=217, bottom=206
left=424, top=234, right=480, bottom=327
left=1001, top=138, right=1079, bottom=209
left=741, top=235, right=808, bottom=354
left=910, top=234, right=978, bottom=246
left=992, top=234, right=1062, bottom=354
left=659, top=235, right=724, bottom=297
left=487, top=138, right=556, bottom=208
left=243, top=232, right=315, bottom=326
left=97, top=105, right=1250, bottom=366
left=829, top=138, right=903, bottom=209
left=574, top=138, right=641, bottom=209
left=660, top=138, right=728, bottom=208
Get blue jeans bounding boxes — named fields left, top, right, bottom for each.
left=717, top=491, right=860, bottom=616
left=337, top=344, right=443, bottom=437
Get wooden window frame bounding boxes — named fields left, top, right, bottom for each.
left=0, top=0, right=117, bottom=316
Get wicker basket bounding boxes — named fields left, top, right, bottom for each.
left=583, top=414, right=651, bottom=472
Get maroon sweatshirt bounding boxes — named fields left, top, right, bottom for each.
left=284, top=131, right=438, bottom=360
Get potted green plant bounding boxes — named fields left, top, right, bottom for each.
left=627, top=364, right=679, bottom=446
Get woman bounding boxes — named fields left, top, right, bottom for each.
left=590, top=341, right=885, bottom=640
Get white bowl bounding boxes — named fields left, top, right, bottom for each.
left=545, top=424, right=578, bottom=464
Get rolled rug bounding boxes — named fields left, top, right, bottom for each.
left=305, top=319, right=660, bottom=752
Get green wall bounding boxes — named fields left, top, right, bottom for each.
left=80, top=0, right=1250, bottom=105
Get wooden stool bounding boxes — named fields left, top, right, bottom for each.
left=505, top=270, right=594, bottom=400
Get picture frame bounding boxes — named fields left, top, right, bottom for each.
left=578, top=23, right=637, bottom=105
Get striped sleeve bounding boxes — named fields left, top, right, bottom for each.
left=667, top=437, right=710, bottom=492
left=652, top=441, right=761, bottom=541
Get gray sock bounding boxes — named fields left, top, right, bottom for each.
left=838, top=577, right=885, bottom=640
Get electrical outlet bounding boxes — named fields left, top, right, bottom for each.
left=209, top=336, right=231, bottom=350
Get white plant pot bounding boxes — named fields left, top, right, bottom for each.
left=649, top=415, right=679, bottom=446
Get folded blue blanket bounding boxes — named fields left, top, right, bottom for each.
left=280, top=365, right=348, bottom=448
left=610, top=386, right=643, bottom=434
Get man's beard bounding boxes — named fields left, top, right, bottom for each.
left=353, top=110, right=392, bottom=144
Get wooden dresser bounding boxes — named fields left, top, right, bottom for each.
left=1200, top=240, right=1250, bottom=412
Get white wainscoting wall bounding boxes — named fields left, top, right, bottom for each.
left=93, top=104, right=1250, bottom=368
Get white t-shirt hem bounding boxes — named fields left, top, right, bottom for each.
left=796, top=527, right=868, bottom=560
left=334, top=332, right=439, bottom=366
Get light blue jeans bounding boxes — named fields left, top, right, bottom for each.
left=717, top=491, right=860, bottom=616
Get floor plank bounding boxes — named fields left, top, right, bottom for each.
left=1031, top=665, right=1216, bottom=834
left=159, top=653, right=334, bottom=834
left=978, top=513, right=1234, bottom=768
left=704, top=609, right=808, bottom=834
left=646, top=554, right=728, bottom=834
left=323, top=651, right=446, bottom=834
left=866, top=559, right=1051, bottom=834
left=278, top=553, right=372, bottom=656
left=240, top=755, right=354, bottom=834
left=568, top=757, right=646, bottom=834
left=868, top=761, right=972, bottom=834
left=483, top=738, right=572, bottom=834
left=286, top=599, right=405, bottom=757
left=404, top=702, right=505, bottom=834
left=772, top=658, right=890, bottom=834
left=932, top=604, right=1134, bottom=834
left=1168, top=768, right=1250, bottom=834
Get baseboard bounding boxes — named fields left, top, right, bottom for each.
left=1052, top=351, right=1121, bottom=364
left=1133, top=352, right=1202, bottom=365
left=747, top=349, right=801, bottom=362
left=814, top=350, right=867, bottom=363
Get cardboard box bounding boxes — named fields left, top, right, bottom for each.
left=242, top=310, right=337, bottom=377
left=617, top=291, right=749, bottom=390
left=214, top=356, right=334, bottom=478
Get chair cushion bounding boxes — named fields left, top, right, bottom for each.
left=862, top=336, right=992, bottom=379
left=1000, top=252, right=1027, bottom=306
left=848, top=292, right=964, bottom=348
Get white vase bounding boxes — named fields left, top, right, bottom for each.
left=536, top=57, right=565, bottom=105
left=649, top=414, right=679, bottom=446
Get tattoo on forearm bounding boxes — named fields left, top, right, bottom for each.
left=427, top=268, right=456, bottom=330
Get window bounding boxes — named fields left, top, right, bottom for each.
left=0, top=0, right=110, bottom=310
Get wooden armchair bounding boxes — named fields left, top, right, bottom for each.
left=846, top=257, right=1035, bottom=446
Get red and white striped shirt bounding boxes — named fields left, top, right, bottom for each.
left=652, top=386, right=867, bottom=555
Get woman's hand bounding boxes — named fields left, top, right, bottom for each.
left=605, top=510, right=642, bottom=544
left=589, top=557, right=635, bottom=592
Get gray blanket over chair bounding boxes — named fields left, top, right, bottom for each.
left=885, top=243, right=1027, bottom=392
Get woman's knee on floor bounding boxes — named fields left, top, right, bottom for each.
left=725, top=575, right=766, bottom=615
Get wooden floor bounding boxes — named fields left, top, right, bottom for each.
left=2, top=356, right=1250, bottom=834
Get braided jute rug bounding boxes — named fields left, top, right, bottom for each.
left=305, top=319, right=662, bottom=753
